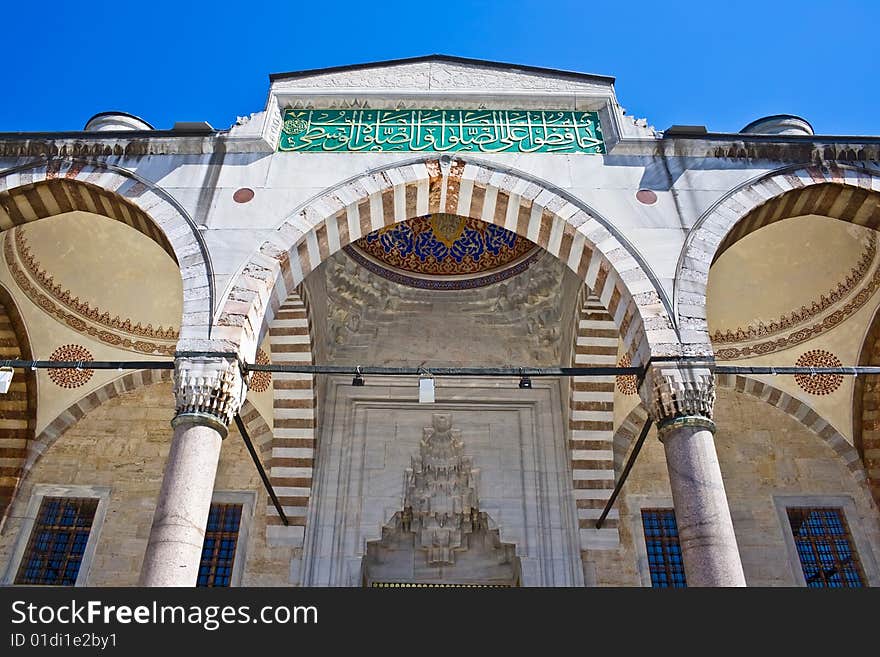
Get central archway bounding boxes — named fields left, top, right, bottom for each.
left=217, top=156, right=674, bottom=365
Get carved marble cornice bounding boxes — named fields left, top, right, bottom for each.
left=172, top=357, right=244, bottom=436
left=638, top=363, right=716, bottom=432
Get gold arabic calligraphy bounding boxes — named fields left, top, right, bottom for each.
left=278, top=109, right=605, bottom=153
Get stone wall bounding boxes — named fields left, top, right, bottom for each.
left=590, top=388, right=880, bottom=586
left=2, top=379, right=878, bottom=586
left=301, top=376, right=583, bottom=586
left=0, top=382, right=292, bottom=586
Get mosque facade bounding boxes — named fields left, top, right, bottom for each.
left=0, top=56, right=877, bottom=587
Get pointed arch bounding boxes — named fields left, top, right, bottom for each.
left=217, top=156, right=674, bottom=365
left=0, top=158, right=215, bottom=348
left=0, top=286, right=35, bottom=530
left=26, top=370, right=174, bottom=474
left=569, top=290, right=619, bottom=549
left=24, top=371, right=272, bottom=478
left=265, top=288, right=316, bottom=546
left=613, top=375, right=868, bottom=490
left=676, top=163, right=880, bottom=353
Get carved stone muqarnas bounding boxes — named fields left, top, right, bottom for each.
left=399, top=413, right=480, bottom=565
left=172, top=357, right=244, bottom=432
left=639, top=364, right=716, bottom=426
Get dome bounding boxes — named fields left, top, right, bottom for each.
left=740, top=114, right=813, bottom=136
left=83, top=111, right=154, bottom=132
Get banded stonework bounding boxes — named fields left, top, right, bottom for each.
left=0, top=292, right=34, bottom=530
left=217, top=157, right=671, bottom=367
left=0, top=159, right=215, bottom=352
left=569, top=292, right=618, bottom=548
left=267, top=290, right=316, bottom=546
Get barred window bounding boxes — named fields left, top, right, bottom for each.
left=197, top=503, right=243, bottom=587
left=786, top=507, right=864, bottom=587
left=641, top=508, right=686, bottom=588
left=15, top=497, right=99, bottom=585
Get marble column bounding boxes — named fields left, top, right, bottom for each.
left=640, top=364, right=746, bottom=587
left=140, top=356, right=243, bottom=587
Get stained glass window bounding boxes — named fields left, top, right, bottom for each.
left=15, top=496, right=98, bottom=585
left=197, top=503, right=243, bottom=587
left=641, top=508, right=687, bottom=588
left=786, top=507, right=864, bottom=587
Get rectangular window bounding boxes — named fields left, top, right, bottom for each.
left=641, top=508, right=686, bottom=588
left=197, top=503, right=243, bottom=587
left=786, top=507, right=865, bottom=587
left=14, top=497, right=99, bottom=586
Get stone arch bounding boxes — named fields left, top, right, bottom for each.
left=0, top=158, right=215, bottom=347
left=0, top=285, right=36, bottom=529
left=265, top=288, right=316, bottom=545
left=24, top=371, right=272, bottom=482
left=236, top=400, right=273, bottom=465
left=676, top=163, right=880, bottom=351
left=613, top=375, right=868, bottom=492
left=218, top=156, right=674, bottom=366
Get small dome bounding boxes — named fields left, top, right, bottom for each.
left=740, top=114, right=813, bottom=136
left=84, top=112, right=154, bottom=132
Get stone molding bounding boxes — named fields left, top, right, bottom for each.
left=172, top=357, right=244, bottom=435
left=638, top=363, right=715, bottom=425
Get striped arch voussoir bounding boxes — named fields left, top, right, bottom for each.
left=265, top=289, right=316, bottom=547
left=0, top=159, right=214, bottom=347
left=219, top=157, right=671, bottom=366
left=677, top=164, right=880, bottom=350
left=569, top=291, right=620, bottom=549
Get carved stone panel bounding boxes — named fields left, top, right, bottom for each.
left=298, top=378, right=583, bottom=587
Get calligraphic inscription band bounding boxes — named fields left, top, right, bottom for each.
left=278, top=109, right=605, bottom=153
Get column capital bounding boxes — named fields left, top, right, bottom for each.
left=638, top=363, right=715, bottom=433
left=172, top=356, right=244, bottom=438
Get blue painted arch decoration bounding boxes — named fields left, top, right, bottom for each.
left=344, top=214, right=539, bottom=289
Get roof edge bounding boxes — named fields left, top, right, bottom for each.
left=269, top=54, right=615, bottom=84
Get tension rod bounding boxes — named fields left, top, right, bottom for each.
left=233, top=413, right=289, bottom=527
left=596, top=417, right=652, bottom=530
left=3, top=359, right=880, bottom=378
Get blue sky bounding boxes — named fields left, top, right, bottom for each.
left=2, top=1, right=876, bottom=135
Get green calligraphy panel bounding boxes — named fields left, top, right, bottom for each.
left=278, top=109, right=605, bottom=154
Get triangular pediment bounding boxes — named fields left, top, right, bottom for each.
left=269, top=54, right=614, bottom=96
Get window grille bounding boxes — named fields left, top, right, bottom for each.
left=786, top=507, right=864, bottom=587
left=15, top=497, right=98, bottom=585
left=197, top=503, right=243, bottom=587
left=641, top=508, right=687, bottom=588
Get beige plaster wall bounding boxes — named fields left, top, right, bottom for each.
left=21, top=212, right=182, bottom=329
left=593, top=388, right=880, bottom=586
left=0, top=382, right=291, bottom=586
